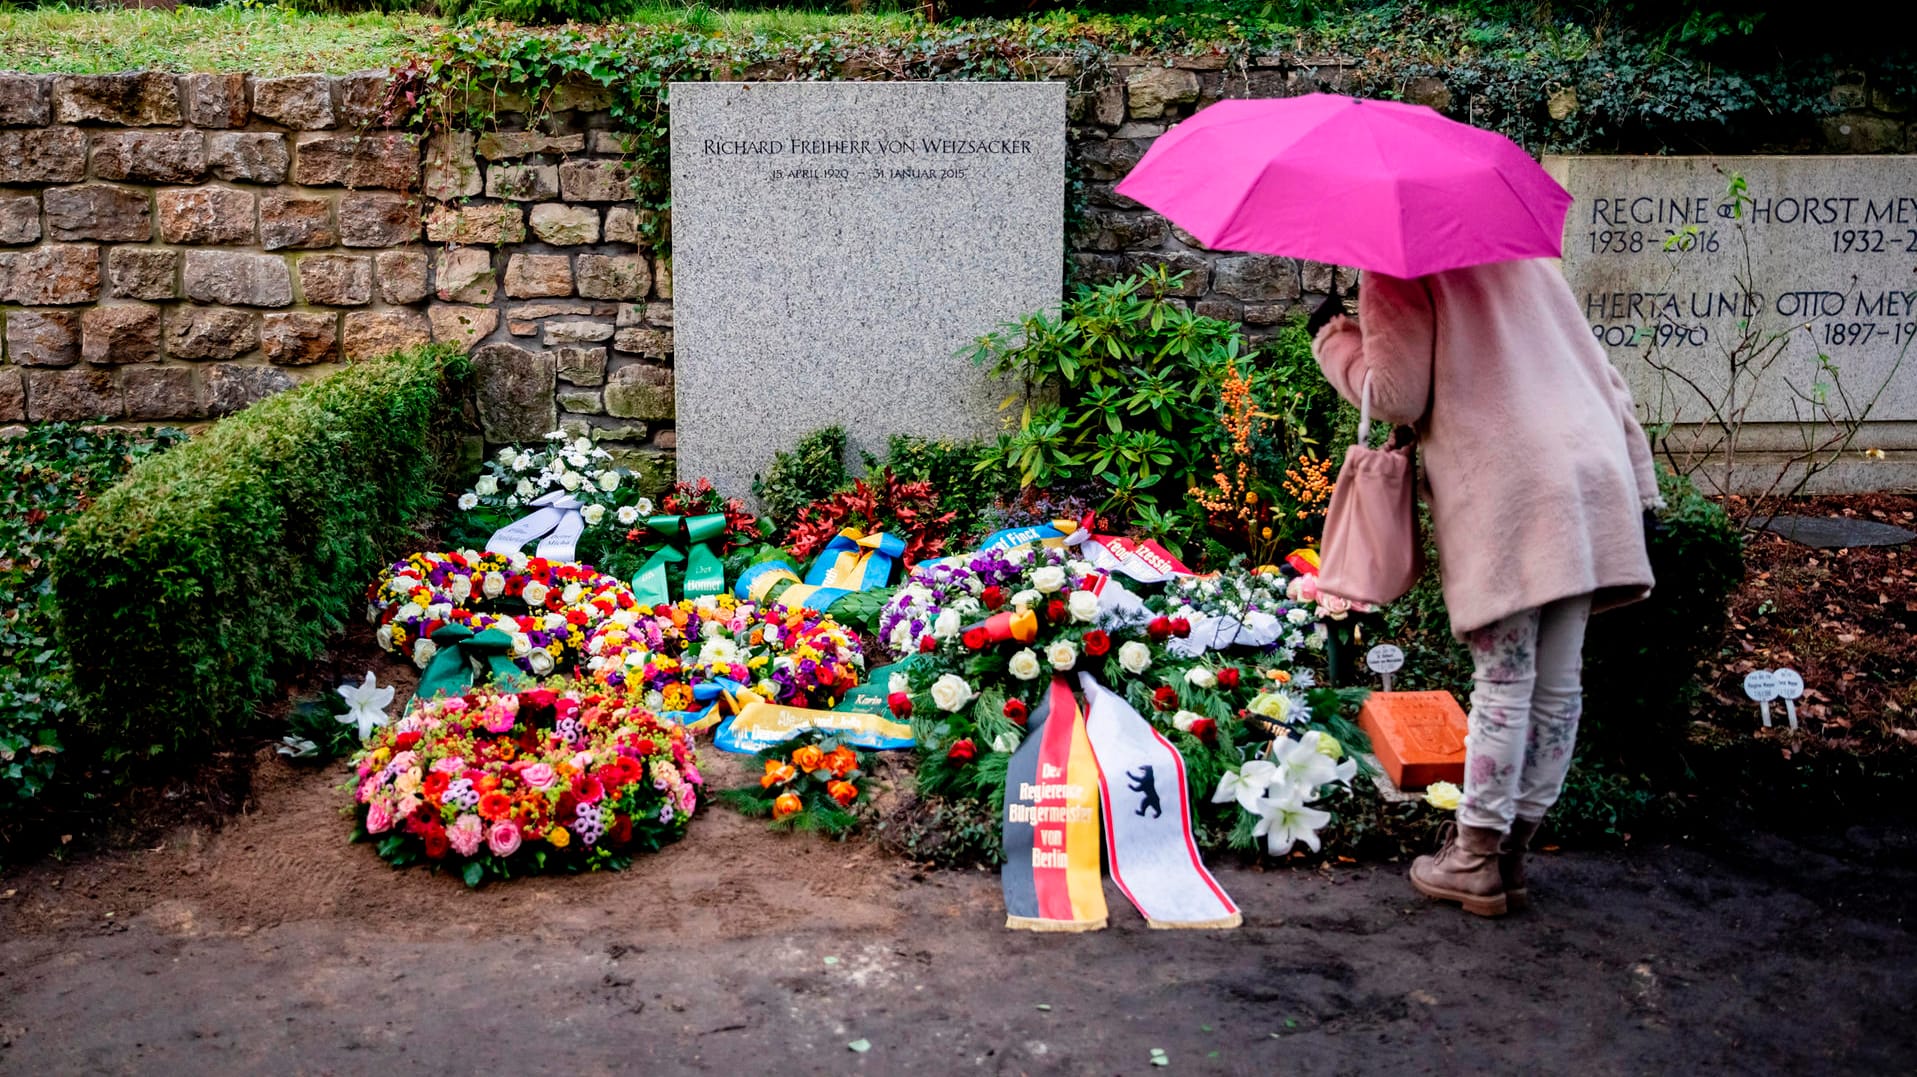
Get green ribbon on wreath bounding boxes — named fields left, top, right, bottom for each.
left=409, top=625, right=533, bottom=709
left=632, top=512, right=729, bottom=608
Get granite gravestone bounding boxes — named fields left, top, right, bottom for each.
left=1544, top=155, right=1917, bottom=492
left=670, top=82, right=1065, bottom=502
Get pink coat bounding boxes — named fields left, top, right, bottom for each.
left=1310, top=258, right=1658, bottom=637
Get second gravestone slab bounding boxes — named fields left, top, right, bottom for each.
left=1544, top=154, right=1917, bottom=493
left=670, top=81, right=1066, bottom=502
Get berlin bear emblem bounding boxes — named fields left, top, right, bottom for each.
left=1126, top=765, right=1163, bottom=819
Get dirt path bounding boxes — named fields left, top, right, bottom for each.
left=3, top=754, right=1914, bottom=1075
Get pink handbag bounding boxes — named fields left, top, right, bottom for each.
left=1316, top=374, right=1421, bottom=607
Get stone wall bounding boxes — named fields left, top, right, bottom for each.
left=0, top=61, right=1898, bottom=487
left=0, top=70, right=673, bottom=484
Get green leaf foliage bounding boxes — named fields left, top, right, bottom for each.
left=0, top=423, right=182, bottom=805
left=753, top=425, right=849, bottom=531
left=51, top=347, right=470, bottom=766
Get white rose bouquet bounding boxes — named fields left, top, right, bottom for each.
left=449, top=430, right=661, bottom=570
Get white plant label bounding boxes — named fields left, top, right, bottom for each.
left=1365, top=643, right=1406, bottom=692
left=1772, top=668, right=1804, bottom=730
left=1743, top=669, right=1779, bottom=727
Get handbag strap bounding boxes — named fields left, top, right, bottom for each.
left=1357, top=371, right=1373, bottom=445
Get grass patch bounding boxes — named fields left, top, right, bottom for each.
left=0, top=4, right=440, bottom=74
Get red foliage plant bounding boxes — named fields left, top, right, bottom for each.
left=784, top=470, right=957, bottom=567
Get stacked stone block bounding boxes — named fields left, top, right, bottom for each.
left=0, top=72, right=429, bottom=425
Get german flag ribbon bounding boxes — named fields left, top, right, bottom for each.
left=1001, top=676, right=1108, bottom=932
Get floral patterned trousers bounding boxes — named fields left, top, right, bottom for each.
left=1457, top=594, right=1593, bottom=833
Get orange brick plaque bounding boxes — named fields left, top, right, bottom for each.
left=1358, top=691, right=1469, bottom=790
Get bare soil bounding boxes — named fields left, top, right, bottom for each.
left=3, top=745, right=1914, bottom=1074
left=1701, top=494, right=1917, bottom=747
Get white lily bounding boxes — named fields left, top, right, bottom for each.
left=1212, top=759, right=1280, bottom=813
left=1272, top=733, right=1339, bottom=793
left=1254, top=786, right=1332, bottom=855
left=337, top=671, right=396, bottom=741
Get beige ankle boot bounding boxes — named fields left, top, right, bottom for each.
left=1502, top=817, right=1542, bottom=911
left=1409, top=822, right=1508, bottom=917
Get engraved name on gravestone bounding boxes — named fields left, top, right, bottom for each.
left=1543, top=155, right=1917, bottom=490
left=670, top=82, right=1066, bottom=501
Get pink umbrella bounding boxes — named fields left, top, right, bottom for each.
left=1114, top=94, right=1572, bottom=279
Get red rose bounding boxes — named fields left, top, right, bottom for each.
left=1190, top=718, right=1218, bottom=743
left=947, top=738, right=977, bottom=764
left=982, top=585, right=1004, bottom=610
left=1152, top=685, right=1178, bottom=711
left=1147, top=616, right=1172, bottom=642
left=422, top=824, right=450, bottom=859
left=962, top=627, right=990, bottom=651
left=815, top=667, right=836, bottom=690
left=888, top=691, right=914, bottom=718
left=1045, top=599, right=1066, bottom=623
left=635, top=738, right=658, bottom=757
left=610, top=814, right=633, bottom=845
left=556, top=791, right=580, bottom=822
left=394, top=731, right=422, bottom=752
left=1217, top=667, right=1241, bottom=688
left=1170, top=617, right=1192, bottom=638
left=919, top=635, right=938, bottom=653
left=520, top=688, right=558, bottom=715
left=1083, top=629, right=1111, bottom=657
left=1003, top=698, right=1028, bottom=726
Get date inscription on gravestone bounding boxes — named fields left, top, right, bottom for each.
left=670, top=82, right=1065, bottom=501
left=1543, top=155, right=1916, bottom=486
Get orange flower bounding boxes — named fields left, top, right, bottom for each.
left=478, top=791, right=512, bottom=821
left=825, top=746, right=858, bottom=778
left=826, top=780, right=858, bottom=807
left=662, top=683, right=693, bottom=712
left=1267, top=669, right=1292, bottom=684
left=773, top=792, right=803, bottom=820
left=791, top=745, right=826, bottom=773
left=759, top=760, right=797, bottom=788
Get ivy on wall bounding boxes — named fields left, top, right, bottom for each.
left=381, top=5, right=1905, bottom=253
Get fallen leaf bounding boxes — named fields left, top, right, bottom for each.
left=1035, top=1004, right=1051, bottom=1011
left=847, top=1039, right=871, bottom=1054
left=823, top=956, right=839, bottom=966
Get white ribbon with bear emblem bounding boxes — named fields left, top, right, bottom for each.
left=1078, top=674, right=1241, bottom=929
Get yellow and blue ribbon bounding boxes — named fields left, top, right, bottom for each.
left=736, top=527, right=906, bottom=612
left=661, top=676, right=753, bottom=734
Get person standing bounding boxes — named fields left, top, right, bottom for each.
left=1310, top=258, right=1662, bottom=917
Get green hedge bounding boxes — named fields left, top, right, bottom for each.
left=51, top=348, right=469, bottom=763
